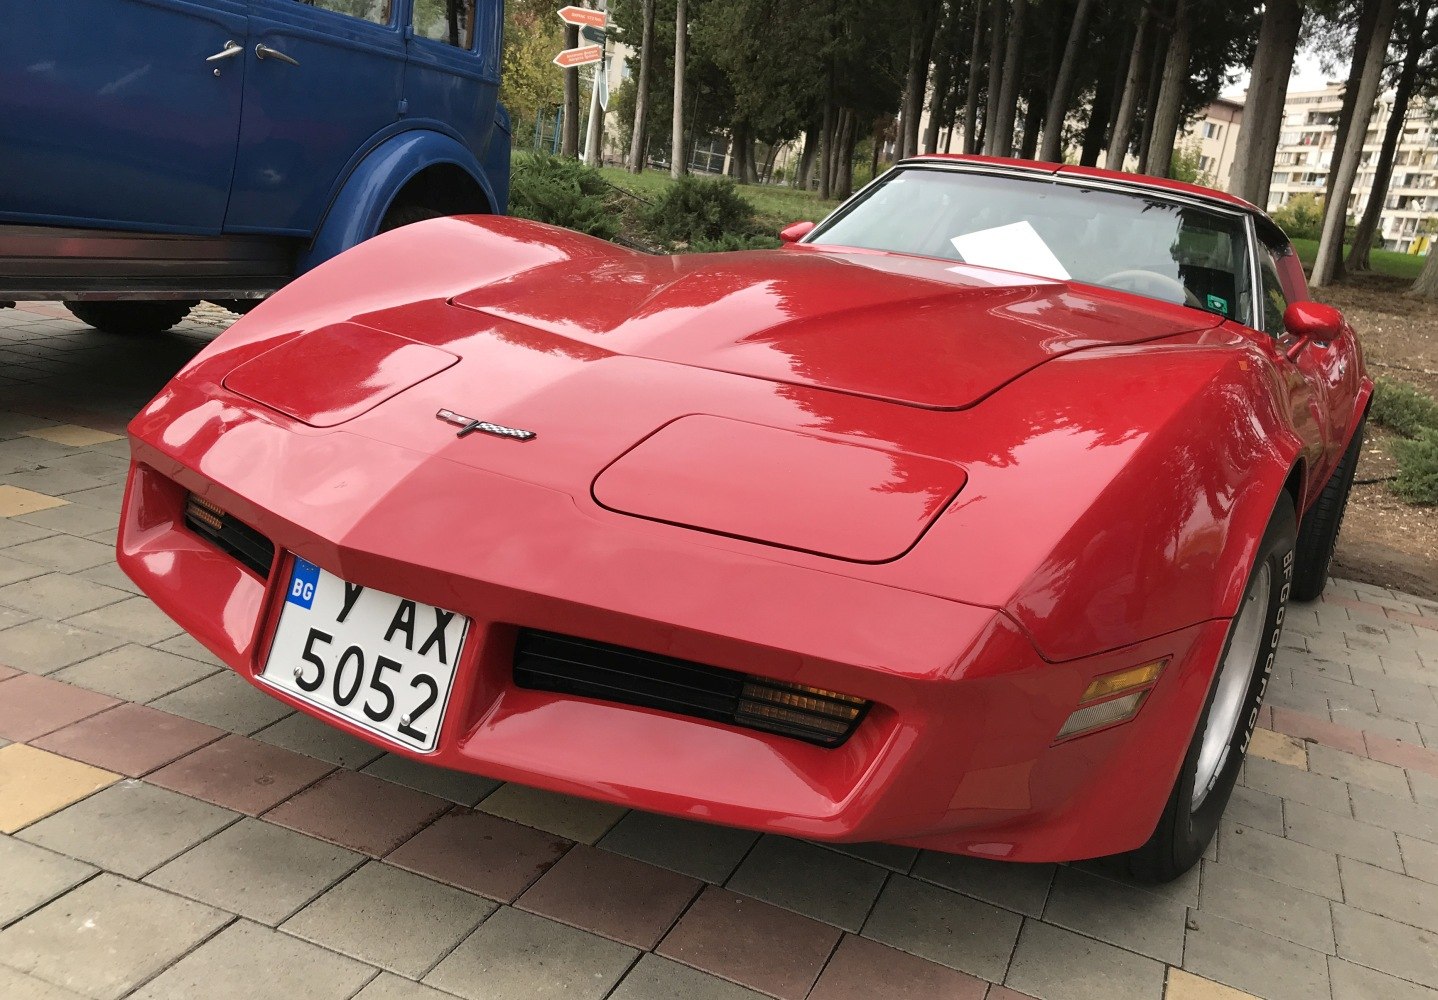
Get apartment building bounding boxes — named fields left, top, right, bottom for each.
left=1188, top=97, right=1244, bottom=190
left=1267, top=83, right=1438, bottom=253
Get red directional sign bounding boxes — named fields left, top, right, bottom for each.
left=553, top=44, right=603, bottom=68
left=557, top=6, right=607, bottom=28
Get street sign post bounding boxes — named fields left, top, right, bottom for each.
left=557, top=5, right=607, bottom=28
left=553, top=45, right=602, bottom=68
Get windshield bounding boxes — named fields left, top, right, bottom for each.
left=809, top=167, right=1254, bottom=323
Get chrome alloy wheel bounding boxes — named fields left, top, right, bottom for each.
left=1191, top=563, right=1272, bottom=811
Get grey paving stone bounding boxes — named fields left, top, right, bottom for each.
left=1264, top=676, right=1334, bottom=715
left=3, top=466, right=111, bottom=497
left=1184, top=911, right=1331, bottom=1000
left=58, top=484, right=123, bottom=511
left=1333, top=706, right=1425, bottom=742
left=0, top=604, right=35, bottom=632
left=0, top=519, right=54, bottom=549
left=821, top=840, right=919, bottom=873
left=0, top=873, right=229, bottom=1000
left=1224, top=784, right=1284, bottom=835
left=52, top=643, right=217, bottom=702
left=1005, top=919, right=1164, bottom=1000
left=361, top=754, right=501, bottom=807
left=1403, top=834, right=1438, bottom=886
left=0, top=966, right=91, bottom=1000
left=18, top=780, right=235, bottom=879
left=0, top=554, right=46, bottom=588
left=910, top=851, right=1055, bottom=918
left=283, top=861, right=495, bottom=978
left=0, top=620, right=125, bottom=674
left=597, top=810, right=758, bottom=884
left=1340, top=856, right=1438, bottom=934
left=13, top=504, right=119, bottom=538
left=0, top=835, right=95, bottom=926
left=610, top=953, right=769, bottom=1000
left=74, top=562, right=141, bottom=596
left=1411, top=769, right=1438, bottom=807
left=130, top=919, right=376, bottom=1000
left=149, top=669, right=294, bottom=734
left=145, top=817, right=362, bottom=925
left=1328, top=956, right=1438, bottom=1000
left=1307, top=743, right=1414, bottom=799
left=725, top=836, right=887, bottom=932
left=32, top=450, right=130, bottom=481
left=1040, top=867, right=1186, bottom=963
left=353, top=972, right=462, bottom=1000
left=425, top=907, right=635, bottom=1000
left=3, top=535, right=114, bottom=573
left=1375, top=691, right=1438, bottom=728
left=1071, top=856, right=1201, bottom=907
left=254, top=712, right=386, bottom=769
left=0, top=572, right=128, bottom=617
left=1197, top=860, right=1335, bottom=953
left=1240, top=755, right=1353, bottom=815
left=860, top=874, right=1022, bottom=983
left=1334, top=903, right=1438, bottom=989
left=0, top=437, right=75, bottom=475
left=63, top=597, right=183, bottom=645
left=1215, top=824, right=1342, bottom=899
left=1350, top=785, right=1438, bottom=847
left=1284, top=799, right=1404, bottom=871
left=151, top=631, right=222, bottom=666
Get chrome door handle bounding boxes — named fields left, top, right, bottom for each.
left=255, top=43, right=299, bottom=66
left=205, top=40, right=243, bottom=62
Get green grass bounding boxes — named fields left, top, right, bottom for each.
left=1288, top=237, right=1427, bottom=281
left=598, top=167, right=841, bottom=231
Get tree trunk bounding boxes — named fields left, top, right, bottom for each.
left=1228, top=0, right=1301, bottom=205
left=798, top=126, right=820, bottom=190
left=1080, top=55, right=1117, bottom=167
left=818, top=87, right=836, bottom=199
left=1105, top=5, right=1150, bottom=169
left=923, top=45, right=954, bottom=154
left=1136, top=27, right=1167, bottom=174
left=989, top=0, right=1027, bottom=157
left=1317, top=0, right=1380, bottom=283
left=561, top=24, right=580, bottom=158
left=1019, top=82, right=1043, bottom=158
left=1039, top=0, right=1095, bottom=161
left=627, top=0, right=655, bottom=173
left=1144, top=0, right=1190, bottom=178
left=1409, top=242, right=1438, bottom=299
left=901, top=0, right=942, bottom=159
left=1312, top=0, right=1398, bottom=287
left=964, top=0, right=985, bottom=153
left=670, top=0, right=687, bottom=178
left=1349, top=0, right=1428, bottom=272
left=839, top=113, right=859, bottom=198
left=983, top=0, right=1008, bottom=154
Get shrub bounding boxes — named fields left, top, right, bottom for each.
left=1371, top=378, right=1438, bottom=439
left=685, top=232, right=782, bottom=254
left=1392, top=428, right=1438, bottom=504
left=642, top=176, right=762, bottom=247
left=1272, top=193, right=1324, bottom=241
left=507, top=153, right=619, bottom=240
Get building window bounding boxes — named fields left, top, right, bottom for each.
left=1202, top=122, right=1222, bottom=140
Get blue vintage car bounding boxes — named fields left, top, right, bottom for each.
left=0, top=0, right=509, bottom=334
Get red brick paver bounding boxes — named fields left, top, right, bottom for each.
left=264, top=769, right=448, bottom=856
left=148, top=733, right=333, bottom=814
left=32, top=702, right=224, bottom=776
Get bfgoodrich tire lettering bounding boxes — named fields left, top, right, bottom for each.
left=1125, top=497, right=1296, bottom=883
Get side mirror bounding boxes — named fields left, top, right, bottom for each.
left=779, top=220, right=815, bottom=244
left=1281, top=300, right=1343, bottom=360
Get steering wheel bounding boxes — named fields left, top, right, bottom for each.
left=1099, top=269, right=1203, bottom=309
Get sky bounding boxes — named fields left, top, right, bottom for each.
left=1223, top=50, right=1347, bottom=100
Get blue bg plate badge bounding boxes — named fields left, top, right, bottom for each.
left=286, top=557, right=320, bottom=609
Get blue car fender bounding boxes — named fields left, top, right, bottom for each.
left=297, top=128, right=501, bottom=275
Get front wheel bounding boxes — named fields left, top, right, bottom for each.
left=1291, top=419, right=1365, bottom=602
left=65, top=300, right=197, bottom=335
left=1125, top=498, right=1296, bottom=883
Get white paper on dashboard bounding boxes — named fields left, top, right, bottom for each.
left=950, top=222, right=1071, bottom=281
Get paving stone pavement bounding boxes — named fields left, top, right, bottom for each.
left=2, top=302, right=1438, bottom=1000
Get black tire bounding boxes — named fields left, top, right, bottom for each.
left=379, top=203, right=444, bottom=234
left=65, top=300, right=197, bottom=335
left=1291, top=419, right=1365, bottom=602
left=1125, top=497, right=1296, bottom=883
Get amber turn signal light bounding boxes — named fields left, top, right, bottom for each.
left=1056, top=658, right=1169, bottom=741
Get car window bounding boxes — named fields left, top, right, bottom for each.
left=809, top=168, right=1253, bottom=320
left=1257, top=246, right=1289, bottom=337
left=413, top=0, right=476, bottom=47
left=297, top=0, right=392, bottom=26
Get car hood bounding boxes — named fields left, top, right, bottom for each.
left=444, top=247, right=1219, bottom=410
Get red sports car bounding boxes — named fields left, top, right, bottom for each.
left=119, top=155, right=1369, bottom=881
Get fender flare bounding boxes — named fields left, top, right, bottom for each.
left=296, top=129, right=500, bottom=275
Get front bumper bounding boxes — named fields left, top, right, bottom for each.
left=120, top=395, right=1227, bottom=863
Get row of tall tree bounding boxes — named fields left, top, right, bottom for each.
left=501, top=0, right=1438, bottom=297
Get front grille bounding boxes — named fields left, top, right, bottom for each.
left=183, top=493, right=275, bottom=577
left=513, top=629, right=870, bottom=747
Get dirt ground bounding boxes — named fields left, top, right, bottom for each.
left=1311, top=274, right=1438, bottom=600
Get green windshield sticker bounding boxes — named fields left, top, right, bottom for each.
left=1206, top=293, right=1229, bottom=316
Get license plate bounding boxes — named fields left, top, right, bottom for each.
left=260, top=558, right=469, bottom=753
